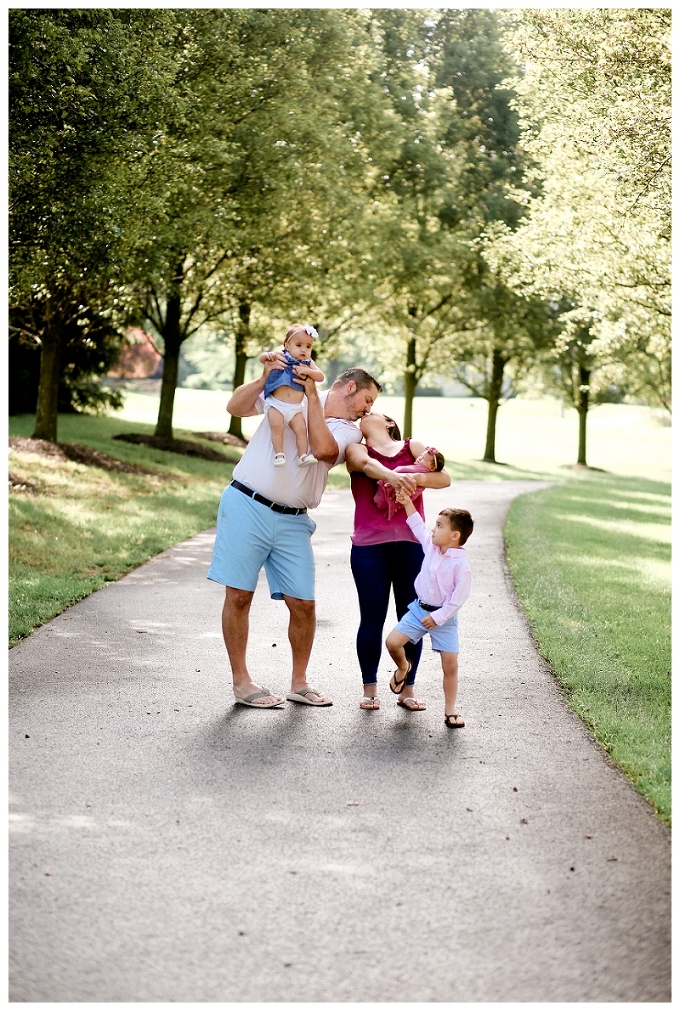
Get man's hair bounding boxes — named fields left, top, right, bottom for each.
left=333, top=368, right=382, bottom=394
left=439, top=508, right=474, bottom=545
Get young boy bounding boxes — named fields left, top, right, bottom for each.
left=385, top=490, right=473, bottom=728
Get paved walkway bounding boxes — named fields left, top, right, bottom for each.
left=9, top=482, right=670, bottom=1001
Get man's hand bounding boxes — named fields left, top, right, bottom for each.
left=292, top=371, right=320, bottom=397
left=420, top=614, right=436, bottom=629
left=260, top=350, right=287, bottom=375
left=228, top=352, right=285, bottom=418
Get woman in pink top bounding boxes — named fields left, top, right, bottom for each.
left=345, top=413, right=451, bottom=711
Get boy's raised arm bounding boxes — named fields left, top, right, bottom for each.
left=397, top=490, right=430, bottom=549
left=395, top=487, right=417, bottom=516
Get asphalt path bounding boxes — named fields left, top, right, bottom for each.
left=9, top=481, right=670, bottom=1001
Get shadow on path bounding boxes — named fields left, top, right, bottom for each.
left=9, top=483, right=670, bottom=1001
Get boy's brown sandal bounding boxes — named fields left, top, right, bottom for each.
left=444, top=713, right=465, bottom=728
left=389, top=660, right=412, bottom=694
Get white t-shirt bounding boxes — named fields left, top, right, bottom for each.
left=232, top=391, right=362, bottom=509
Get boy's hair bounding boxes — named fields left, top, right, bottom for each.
left=334, top=368, right=383, bottom=394
left=439, top=507, right=474, bottom=545
left=431, top=450, right=445, bottom=472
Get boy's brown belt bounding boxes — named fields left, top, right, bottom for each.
left=418, top=599, right=439, bottom=612
left=230, top=479, right=307, bottom=516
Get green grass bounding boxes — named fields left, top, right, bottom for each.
left=504, top=471, right=671, bottom=822
left=9, top=412, right=236, bottom=646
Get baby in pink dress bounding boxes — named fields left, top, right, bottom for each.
left=373, top=446, right=446, bottom=521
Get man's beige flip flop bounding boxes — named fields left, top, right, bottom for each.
left=286, top=688, right=333, bottom=706
left=234, top=688, right=285, bottom=708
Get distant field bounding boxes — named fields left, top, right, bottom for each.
left=117, top=388, right=671, bottom=483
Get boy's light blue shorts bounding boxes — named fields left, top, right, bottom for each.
left=207, top=483, right=317, bottom=600
left=393, top=599, right=459, bottom=653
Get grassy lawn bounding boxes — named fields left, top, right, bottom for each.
left=505, top=472, right=671, bottom=822
left=9, top=412, right=236, bottom=647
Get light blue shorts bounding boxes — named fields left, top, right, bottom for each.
left=207, top=483, right=317, bottom=600
left=393, top=599, right=459, bottom=654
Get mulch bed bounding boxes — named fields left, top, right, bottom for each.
left=113, top=432, right=240, bottom=463
left=8, top=436, right=171, bottom=481
left=9, top=472, right=43, bottom=496
left=192, top=431, right=248, bottom=448
left=560, top=463, right=607, bottom=472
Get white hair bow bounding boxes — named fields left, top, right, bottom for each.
left=304, top=324, right=318, bottom=339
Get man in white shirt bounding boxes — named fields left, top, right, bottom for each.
left=208, top=356, right=381, bottom=709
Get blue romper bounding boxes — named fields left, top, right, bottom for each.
left=264, top=349, right=312, bottom=397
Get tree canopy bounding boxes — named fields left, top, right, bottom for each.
left=486, top=9, right=671, bottom=416
left=10, top=8, right=670, bottom=449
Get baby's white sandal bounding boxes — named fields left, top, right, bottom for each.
left=297, top=454, right=317, bottom=467
left=274, top=453, right=286, bottom=467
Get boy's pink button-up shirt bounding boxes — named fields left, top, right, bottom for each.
left=406, top=512, right=472, bottom=625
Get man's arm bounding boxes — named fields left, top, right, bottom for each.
left=227, top=353, right=286, bottom=418
left=296, top=375, right=340, bottom=465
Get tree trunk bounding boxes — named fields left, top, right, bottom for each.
left=325, top=358, right=342, bottom=386
left=228, top=302, right=250, bottom=440
left=402, top=336, right=418, bottom=439
left=32, top=332, right=64, bottom=442
left=483, top=349, right=506, bottom=463
left=576, top=364, right=590, bottom=466
left=154, top=289, right=182, bottom=440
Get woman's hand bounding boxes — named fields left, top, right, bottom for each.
left=390, top=472, right=418, bottom=495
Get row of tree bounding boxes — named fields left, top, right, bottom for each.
left=9, top=9, right=670, bottom=464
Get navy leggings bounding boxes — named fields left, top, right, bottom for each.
left=350, top=541, right=424, bottom=686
